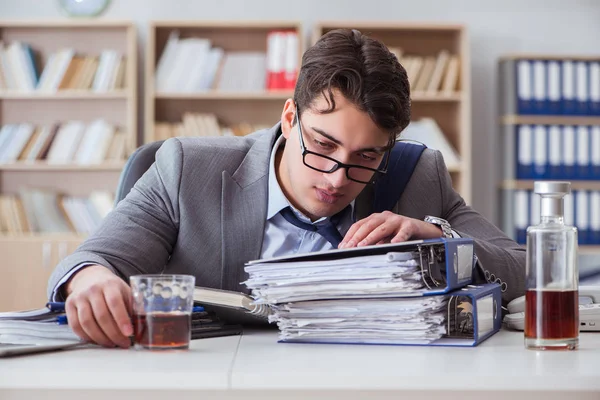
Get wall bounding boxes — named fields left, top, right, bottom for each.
left=1, top=0, right=600, bottom=225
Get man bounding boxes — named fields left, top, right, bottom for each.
left=48, top=29, right=525, bottom=349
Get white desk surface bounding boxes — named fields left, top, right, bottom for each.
left=1, top=328, right=600, bottom=400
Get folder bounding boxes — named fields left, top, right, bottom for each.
left=575, top=190, right=590, bottom=245
left=547, top=60, right=562, bottom=115
left=514, top=190, right=529, bottom=245
left=590, top=62, right=600, bottom=115
left=563, top=125, right=576, bottom=179
left=245, top=238, right=475, bottom=300
left=532, top=60, right=547, bottom=115
left=576, top=61, right=589, bottom=115
left=274, top=283, right=502, bottom=347
left=516, top=60, right=534, bottom=114
left=516, top=125, right=534, bottom=179
left=576, top=126, right=590, bottom=180
left=562, top=60, right=577, bottom=115
left=532, top=124, right=547, bottom=179
left=590, top=191, right=600, bottom=245
left=548, top=125, right=562, bottom=179
left=592, top=126, right=600, bottom=179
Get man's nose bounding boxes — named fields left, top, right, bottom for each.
left=324, top=167, right=350, bottom=188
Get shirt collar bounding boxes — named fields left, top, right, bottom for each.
left=266, top=134, right=355, bottom=222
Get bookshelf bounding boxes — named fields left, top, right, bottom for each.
left=0, top=20, right=137, bottom=311
left=145, top=20, right=303, bottom=143
left=312, top=22, right=472, bottom=203
left=498, top=54, right=600, bottom=252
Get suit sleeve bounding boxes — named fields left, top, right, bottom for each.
left=47, top=138, right=184, bottom=300
left=433, top=151, right=526, bottom=305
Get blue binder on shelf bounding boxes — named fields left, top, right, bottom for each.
left=547, top=60, right=562, bottom=115
left=562, top=60, right=577, bottom=115
left=575, top=61, right=589, bottom=116
left=277, top=283, right=502, bottom=347
left=516, top=125, right=534, bottom=179
left=516, top=59, right=534, bottom=115
left=589, top=61, right=600, bottom=116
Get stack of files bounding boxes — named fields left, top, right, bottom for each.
left=513, top=124, right=600, bottom=180
left=244, top=238, right=502, bottom=346
left=0, top=306, right=79, bottom=344
left=501, top=58, right=600, bottom=116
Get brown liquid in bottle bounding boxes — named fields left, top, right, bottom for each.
left=525, top=289, right=578, bottom=340
left=133, top=312, right=191, bottom=349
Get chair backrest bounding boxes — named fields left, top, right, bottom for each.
left=114, top=140, right=165, bottom=206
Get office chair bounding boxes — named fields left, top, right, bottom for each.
left=114, top=140, right=165, bottom=206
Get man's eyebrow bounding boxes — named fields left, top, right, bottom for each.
left=310, top=126, right=388, bottom=154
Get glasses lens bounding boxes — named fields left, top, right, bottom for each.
left=347, top=167, right=376, bottom=183
left=304, top=153, right=338, bottom=172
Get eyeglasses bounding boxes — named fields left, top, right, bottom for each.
left=295, top=107, right=391, bottom=185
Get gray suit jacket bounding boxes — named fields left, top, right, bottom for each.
left=48, top=123, right=525, bottom=305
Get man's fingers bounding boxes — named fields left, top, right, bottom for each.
left=341, top=217, right=384, bottom=248
left=340, top=218, right=367, bottom=248
left=88, top=290, right=130, bottom=348
left=105, top=285, right=134, bottom=338
left=356, top=221, right=396, bottom=246
left=77, top=298, right=114, bottom=348
left=66, top=297, right=92, bottom=343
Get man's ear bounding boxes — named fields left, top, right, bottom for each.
left=280, top=98, right=296, bottom=140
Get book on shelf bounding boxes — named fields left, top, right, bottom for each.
left=399, top=117, right=461, bottom=170
left=0, top=40, right=127, bottom=92
left=0, top=119, right=127, bottom=165
left=0, top=189, right=114, bottom=235
left=396, top=49, right=459, bottom=94
left=155, top=29, right=299, bottom=93
left=155, top=113, right=270, bottom=140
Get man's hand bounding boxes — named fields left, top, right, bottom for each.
left=339, top=211, right=444, bottom=249
left=64, top=265, right=133, bottom=348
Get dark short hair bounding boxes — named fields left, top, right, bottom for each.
left=294, top=28, right=411, bottom=143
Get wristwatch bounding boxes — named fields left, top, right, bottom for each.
left=424, top=215, right=453, bottom=238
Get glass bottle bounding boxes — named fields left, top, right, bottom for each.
left=525, top=181, right=579, bottom=350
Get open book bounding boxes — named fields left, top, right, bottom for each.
left=193, top=286, right=272, bottom=324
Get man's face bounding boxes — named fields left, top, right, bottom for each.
left=277, top=93, right=390, bottom=221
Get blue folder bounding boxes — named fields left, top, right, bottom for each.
left=278, top=283, right=502, bottom=347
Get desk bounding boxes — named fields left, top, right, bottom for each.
left=1, top=329, right=599, bottom=400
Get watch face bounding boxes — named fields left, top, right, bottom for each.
left=58, top=0, right=111, bottom=17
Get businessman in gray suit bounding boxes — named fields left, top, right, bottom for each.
left=48, top=29, right=525, bottom=348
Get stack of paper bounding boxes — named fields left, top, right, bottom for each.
left=0, top=308, right=79, bottom=344
left=272, top=297, right=448, bottom=344
left=244, top=252, right=426, bottom=304
left=244, top=249, right=453, bottom=345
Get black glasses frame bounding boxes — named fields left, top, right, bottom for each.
left=295, top=106, right=391, bottom=185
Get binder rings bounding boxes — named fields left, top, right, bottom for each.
left=275, top=283, right=502, bottom=347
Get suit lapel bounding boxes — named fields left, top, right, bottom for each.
left=220, top=124, right=280, bottom=292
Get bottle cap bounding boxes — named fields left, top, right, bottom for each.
left=534, top=181, right=571, bottom=196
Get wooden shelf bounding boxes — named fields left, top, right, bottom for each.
left=0, top=233, right=88, bottom=241
left=500, top=54, right=600, bottom=62
left=411, top=92, right=463, bottom=101
left=500, top=180, right=600, bottom=191
left=155, top=91, right=294, bottom=100
left=501, top=115, right=600, bottom=126
left=0, top=91, right=130, bottom=100
left=0, top=162, right=125, bottom=171
left=579, top=246, right=600, bottom=255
